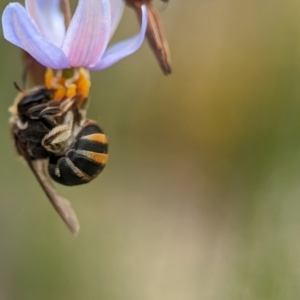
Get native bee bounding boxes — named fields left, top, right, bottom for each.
left=10, top=84, right=108, bottom=234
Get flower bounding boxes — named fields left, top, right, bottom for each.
left=2, top=0, right=148, bottom=71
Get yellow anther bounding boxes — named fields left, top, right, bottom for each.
left=44, top=68, right=91, bottom=102
left=54, top=86, right=67, bottom=101
left=45, top=69, right=65, bottom=100
left=66, top=84, right=77, bottom=99
left=45, top=68, right=54, bottom=89
left=75, top=69, right=91, bottom=100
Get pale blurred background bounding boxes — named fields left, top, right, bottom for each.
left=1, top=0, right=300, bottom=299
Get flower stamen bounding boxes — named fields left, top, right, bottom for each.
left=45, top=68, right=91, bottom=102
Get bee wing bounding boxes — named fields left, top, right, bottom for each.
left=14, top=133, right=80, bottom=235
left=31, top=160, right=80, bottom=235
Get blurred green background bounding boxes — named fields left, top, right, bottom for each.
left=1, top=0, right=300, bottom=299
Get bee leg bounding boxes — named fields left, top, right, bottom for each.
left=16, top=119, right=28, bottom=130
left=42, top=123, right=72, bottom=152
left=41, top=108, right=75, bottom=152
left=35, top=98, right=74, bottom=119
left=57, top=98, right=75, bottom=115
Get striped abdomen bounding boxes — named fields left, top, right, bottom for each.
left=48, top=121, right=108, bottom=186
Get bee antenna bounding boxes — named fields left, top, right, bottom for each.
left=13, top=82, right=23, bottom=92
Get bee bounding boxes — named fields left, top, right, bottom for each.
left=10, top=84, right=108, bottom=235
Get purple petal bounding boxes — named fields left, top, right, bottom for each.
left=62, top=0, right=111, bottom=67
left=109, top=0, right=124, bottom=38
left=90, top=5, right=148, bottom=71
left=25, top=0, right=65, bottom=47
left=2, top=3, right=70, bottom=69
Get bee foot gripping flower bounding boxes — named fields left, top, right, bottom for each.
left=2, top=0, right=148, bottom=72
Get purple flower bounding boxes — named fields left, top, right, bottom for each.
left=2, top=0, right=147, bottom=70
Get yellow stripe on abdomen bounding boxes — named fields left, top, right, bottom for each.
left=75, top=150, right=108, bottom=165
left=80, top=133, right=107, bottom=144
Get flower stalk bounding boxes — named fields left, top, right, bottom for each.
left=61, top=0, right=72, bottom=28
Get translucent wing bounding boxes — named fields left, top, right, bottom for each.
left=14, top=131, right=80, bottom=235
left=32, top=160, right=80, bottom=235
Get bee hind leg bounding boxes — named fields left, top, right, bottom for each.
left=42, top=123, right=72, bottom=153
